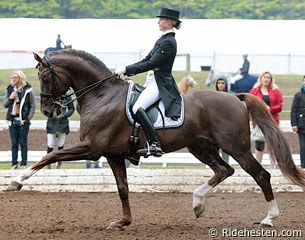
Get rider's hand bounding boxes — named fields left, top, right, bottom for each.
left=292, top=126, right=298, bottom=134
left=115, top=66, right=126, bottom=75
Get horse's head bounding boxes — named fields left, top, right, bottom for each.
left=186, top=74, right=197, bottom=87
left=205, top=69, right=215, bottom=87
left=34, top=52, right=71, bottom=118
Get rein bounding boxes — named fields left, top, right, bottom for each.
left=62, top=74, right=118, bottom=106
left=40, top=55, right=118, bottom=107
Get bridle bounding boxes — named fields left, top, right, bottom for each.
left=39, top=55, right=117, bottom=107
left=187, top=76, right=197, bottom=87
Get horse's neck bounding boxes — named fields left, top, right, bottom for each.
left=214, top=70, right=224, bottom=77
left=76, top=78, right=128, bottom=115
left=212, top=71, right=231, bottom=82
left=178, top=79, right=188, bottom=93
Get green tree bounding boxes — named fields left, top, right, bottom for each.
left=1, top=0, right=305, bottom=19
left=0, top=0, right=61, bottom=18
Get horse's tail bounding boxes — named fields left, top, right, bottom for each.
left=237, top=93, right=305, bottom=189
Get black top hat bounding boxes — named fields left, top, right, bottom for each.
left=156, top=8, right=181, bottom=23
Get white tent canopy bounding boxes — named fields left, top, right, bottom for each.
left=1, top=18, right=305, bottom=73
left=1, top=18, right=305, bottom=54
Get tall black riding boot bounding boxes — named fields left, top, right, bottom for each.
left=56, top=146, right=64, bottom=169
left=46, top=147, right=53, bottom=169
left=135, top=108, right=163, bottom=157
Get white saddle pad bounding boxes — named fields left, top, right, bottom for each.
left=125, top=83, right=184, bottom=129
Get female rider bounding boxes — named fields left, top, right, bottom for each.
left=115, top=8, right=182, bottom=158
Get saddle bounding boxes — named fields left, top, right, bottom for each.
left=128, top=84, right=161, bottom=126
left=125, top=84, right=184, bottom=129
left=125, top=83, right=185, bottom=163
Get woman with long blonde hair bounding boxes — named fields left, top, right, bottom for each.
left=250, top=71, right=283, bottom=169
left=3, top=70, right=36, bottom=169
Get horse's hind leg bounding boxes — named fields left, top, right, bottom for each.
left=106, top=157, right=132, bottom=230
left=233, top=151, right=279, bottom=227
left=188, top=143, right=235, bottom=218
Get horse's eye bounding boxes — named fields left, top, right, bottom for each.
left=40, top=74, right=49, bottom=83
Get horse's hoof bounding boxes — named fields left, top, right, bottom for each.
left=260, top=218, right=273, bottom=227
left=106, top=221, right=123, bottom=230
left=193, top=204, right=205, bottom=218
left=6, top=181, right=23, bottom=191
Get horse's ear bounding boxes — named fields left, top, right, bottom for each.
left=33, top=52, right=41, bottom=62
left=33, top=52, right=45, bottom=65
left=33, top=52, right=48, bottom=68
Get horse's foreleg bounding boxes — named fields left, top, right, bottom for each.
left=7, top=143, right=94, bottom=191
left=106, top=157, right=132, bottom=230
left=6, top=166, right=38, bottom=191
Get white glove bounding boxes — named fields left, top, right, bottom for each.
left=115, top=66, right=126, bottom=75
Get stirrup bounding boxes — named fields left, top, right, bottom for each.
left=126, top=156, right=140, bottom=165
left=137, top=142, right=163, bottom=158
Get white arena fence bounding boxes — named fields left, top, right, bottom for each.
left=0, top=168, right=303, bottom=193
left=0, top=120, right=303, bottom=193
left=0, top=95, right=295, bottom=116
left=1, top=50, right=305, bottom=74
left=0, top=119, right=299, bottom=168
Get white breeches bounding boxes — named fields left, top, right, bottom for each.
left=47, top=133, right=66, bottom=148
left=132, top=77, right=160, bottom=114
left=143, top=74, right=155, bottom=88
left=230, top=74, right=243, bottom=84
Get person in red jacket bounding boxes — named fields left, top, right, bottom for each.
left=250, top=71, right=283, bottom=169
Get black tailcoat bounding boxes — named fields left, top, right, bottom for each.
left=125, top=32, right=182, bottom=118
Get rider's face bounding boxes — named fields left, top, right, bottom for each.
left=158, top=18, right=174, bottom=32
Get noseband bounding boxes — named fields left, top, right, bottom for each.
left=39, top=55, right=117, bottom=107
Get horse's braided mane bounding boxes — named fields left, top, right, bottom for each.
left=53, top=49, right=112, bottom=73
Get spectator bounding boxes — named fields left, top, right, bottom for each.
left=290, top=75, right=305, bottom=168
left=215, top=77, right=230, bottom=163
left=230, top=54, right=250, bottom=84
left=85, top=160, right=101, bottom=169
left=3, top=70, right=36, bottom=169
left=46, top=96, right=75, bottom=169
left=250, top=71, right=283, bottom=169
left=56, top=34, right=65, bottom=50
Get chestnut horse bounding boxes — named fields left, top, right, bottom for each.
left=177, top=74, right=197, bottom=94
left=7, top=50, right=305, bottom=230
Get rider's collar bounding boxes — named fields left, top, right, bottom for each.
left=160, top=29, right=175, bottom=37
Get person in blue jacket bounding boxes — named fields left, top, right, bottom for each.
left=230, top=54, right=250, bottom=83
left=56, top=34, right=65, bottom=50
